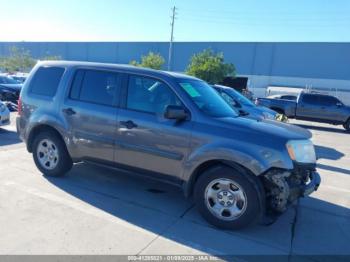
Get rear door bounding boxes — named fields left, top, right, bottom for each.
left=296, top=94, right=322, bottom=120
left=115, top=74, right=192, bottom=182
left=62, top=68, right=121, bottom=162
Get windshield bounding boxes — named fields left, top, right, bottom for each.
left=178, top=80, right=238, bottom=118
left=222, top=88, right=255, bottom=107
left=0, top=76, right=19, bottom=84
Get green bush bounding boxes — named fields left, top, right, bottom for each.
left=0, top=46, right=62, bottom=73
left=130, top=52, right=165, bottom=70
left=0, top=46, right=36, bottom=73
left=186, top=48, right=236, bottom=84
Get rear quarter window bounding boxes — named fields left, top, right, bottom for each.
left=30, top=67, right=65, bottom=97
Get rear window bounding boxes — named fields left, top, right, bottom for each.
left=30, top=67, right=65, bottom=97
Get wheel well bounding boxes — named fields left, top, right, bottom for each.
left=186, top=160, right=256, bottom=197
left=270, top=107, right=285, bottom=115
left=186, top=159, right=266, bottom=218
left=27, top=125, right=64, bottom=153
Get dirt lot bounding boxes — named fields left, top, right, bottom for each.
left=0, top=113, right=349, bottom=259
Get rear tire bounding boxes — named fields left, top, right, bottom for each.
left=32, top=130, right=72, bottom=177
left=194, top=165, right=263, bottom=230
left=343, top=119, right=350, bottom=132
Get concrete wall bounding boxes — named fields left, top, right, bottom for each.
left=1, top=42, right=350, bottom=103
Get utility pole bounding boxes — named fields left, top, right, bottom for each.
left=168, top=6, right=177, bottom=71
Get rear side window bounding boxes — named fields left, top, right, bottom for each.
left=69, top=69, right=120, bottom=106
left=30, top=67, right=65, bottom=97
left=302, top=94, right=319, bottom=105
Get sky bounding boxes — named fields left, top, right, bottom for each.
left=1, top=0, right=349, bottom=42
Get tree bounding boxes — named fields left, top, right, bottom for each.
left=186, top=48, right=236, bottom=84
left=130, top=52, right=165, bottom=70
left=0, top=46, right=36, bottom=73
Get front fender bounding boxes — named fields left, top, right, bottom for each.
left=182, top=141, right=294, bottom=189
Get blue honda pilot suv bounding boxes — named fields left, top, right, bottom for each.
left=17, top=61, right=321, bottom=229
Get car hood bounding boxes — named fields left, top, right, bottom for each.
left=217, top=116, right=312, bottom=141
left=0, top=84, right=22, bottom=91
left=240, top=105, right=277, bottom=120
left=257, top=106, right=278, bottom=115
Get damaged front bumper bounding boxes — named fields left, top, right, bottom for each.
left=262, top=164, right=321, bottom=213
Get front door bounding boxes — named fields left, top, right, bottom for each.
left=115, top=74, right=192, bottom=182
left=317, top=95, right=344, bottom=123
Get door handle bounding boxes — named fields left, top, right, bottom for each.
left=120, top=120, right=138, bottom=129
left=62, top=108, right=76, bottom=116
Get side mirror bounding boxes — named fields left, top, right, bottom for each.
left=164, top=105, right=188, bottom=120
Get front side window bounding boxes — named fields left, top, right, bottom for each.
left=70, top=69, right=119, bottom=106
left=178, top=80, right=238, bottom=118
left=318, top=95, right=340, bottom=106
left=30, top=67, right=65, bottom=97
left=126, top=75, right=181, bottom=114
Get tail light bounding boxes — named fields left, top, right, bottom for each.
left=18, top=96, right=22, bottom=116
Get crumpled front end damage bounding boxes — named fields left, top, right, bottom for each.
left=262, top=165, right=321, bottom=214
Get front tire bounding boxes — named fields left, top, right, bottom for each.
left=32, top=130, right=73, bottom=177
left=194, top=165, right=263, bottom=230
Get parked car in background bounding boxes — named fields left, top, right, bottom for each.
left=0, top=84, right=21, bottom=103
left=17, top=61, right=321, bottom=229
left=0, top=100, right=10, bottom=127
left=213, top=84, right=279, bottom=121
left=0, top=75, right=22, bottom=85
left=9, top=74, right=28, bottom=83
left=0, top=75, right=22, bottom=104
left=256, top=92, right=350, bottom=131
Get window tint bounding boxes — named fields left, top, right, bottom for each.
left=127, top=75, right=181, bottom=114
left=70, top=70, right=85, bottom=100
left=302, top=94, right=319, bottom=105
left=318, top=95, right=339, bottom=106
left=70, top=69, right=119, bottom=106
left=30, top=67, right=64, bottom=97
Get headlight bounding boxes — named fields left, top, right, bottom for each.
left=286, top=140, right=316, bottom=163
left=0, top=103, right=6, bottom=112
